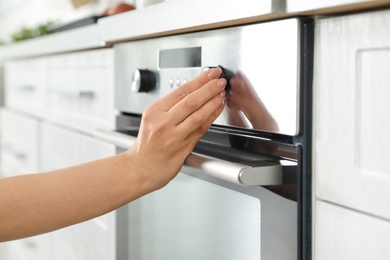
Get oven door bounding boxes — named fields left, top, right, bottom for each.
left=93, top=128, right=298, bottom=260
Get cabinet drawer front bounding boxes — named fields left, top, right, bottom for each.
left=315, top=201, right=390, bottom=260
left=45, top=49, right=115, bottom=133
left=314, top=9, right=390, bottom=220
left=40, top=123, right=115, bottom=171
left=4, top=59, right=46, bottom=117
left=39, top=123, right=116, bottom=260
left=0, top=109, right=39, bottom=176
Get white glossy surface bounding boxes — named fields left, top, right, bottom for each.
left=0, top=24, right=102, bottom=61
left=40, top=122, right=116, bottom=260
left=4, top=58, right=46, bottom=117
left=287, top=0, right=388, bottom=13
left=98, top=0, right=284, bottom=43
left=314, top=7, right=390, bottom=221
left=44, top=49, right=116, bottom=134
left=315, top=201, right=390, bottom=260
left=0, top=109, right=40, bottom=177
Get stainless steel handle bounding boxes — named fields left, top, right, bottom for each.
left=49, top=88, right=95, bottom=98
left=93, top=129, right=291, bottom=186
left=185, top=154, right=289, bottom=186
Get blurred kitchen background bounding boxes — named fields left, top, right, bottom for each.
left=0, top=0, right=165, bottom=44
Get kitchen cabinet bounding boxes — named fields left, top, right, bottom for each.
left=315, top=201, right=390, bottom=259
left=40, top=123, right=116, bottom=260
left=314, top=8, right=390, bottom=221
left=0, top=109, right=39, bottom=177
left=313, top=8, right=390, bottom=259
left=0, top=235, right=52, bottom=260
left=4, top=58, right=46, bottom=118
left=45, top=49, right=115, bottom=134
left=0, top=110, right=51, bottom=260
left=0, top=49, right=117, bottom=260
left=287, top=0, right=390, bottom=14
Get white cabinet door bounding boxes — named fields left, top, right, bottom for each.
left=0, top=109, right=40, bottom=177
left=4, top=58, right=46, bottom=118
left=45, top=49, right=116, bottom=134
left=0, top=235, right=52, bottom=260
left=314, top=9, right=390, bottom=221
left=315, top=201, right=390, bottom=260
left=40, top=123, right=116, bottom=260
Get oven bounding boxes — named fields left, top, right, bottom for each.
left=94, top=17, right=314, bottom=260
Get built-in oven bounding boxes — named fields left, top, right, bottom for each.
left=94, top=17, right=314, bottom=260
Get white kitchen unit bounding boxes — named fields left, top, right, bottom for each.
left=97, top=0, right=285, bottom=43
left=40, top=122, right=116, bottom=260
left=45, top=49, right=115, bottom=133
left=0, top=109, right=51, bottom=260
left=0, top=109, right=40, bottom=177
left=313, top=8, right=390, bottom=258
left=0, top=48, right=117, bottom=260
left=4, top=58, right=46, bottom=118
left=0, top=24, right=102, bottom=61
left=287, top=0, right=390, bottom=14
left=315, top=201, right=390, bottom=260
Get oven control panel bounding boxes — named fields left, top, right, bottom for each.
left=115, top=18, right=301, bottom=136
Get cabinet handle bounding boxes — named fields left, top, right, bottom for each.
left=49, top=88, right=95, bottom=98
left=9, top=84, right=36, bottom=91
left=2, top=144, right=27, bottom=160
left=93, top=129, right=293, bottom=186
left=23, top=239, right=38, bottom=249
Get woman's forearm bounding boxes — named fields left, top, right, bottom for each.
left=0, top=152, right=151, bottom=242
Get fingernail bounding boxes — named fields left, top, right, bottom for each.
left=217, top=78, right=227, bottom=88
left=219, top=90, right=226, bottom=98
left=208, top=68, right=222, bottom=79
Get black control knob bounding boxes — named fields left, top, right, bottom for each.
left=218, top=65, right=234, bottom=90
left=202, top=65, right=234, bottom=90
left=131, top=69, right=157, bottom=93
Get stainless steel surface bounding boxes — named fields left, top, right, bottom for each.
left=94, top=129, right=293, bottom=186
left=186, top=153, right=284, bottom=186
left=115, top=18, right=300, bottom=136
left=113, top=18, right=305, bottom=260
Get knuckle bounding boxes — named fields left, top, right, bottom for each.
left=190, top=114, right=205, bottom=126
left=175, top=86, right=190, bottom=100
left=182, top=97, right=198, bottom=110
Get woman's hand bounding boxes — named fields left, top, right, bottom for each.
left=126, top=67, right=227, bottom=190
left=0, top=68, right=226, bottom=242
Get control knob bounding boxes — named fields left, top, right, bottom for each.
left=131, top=69, right=157, bottom=93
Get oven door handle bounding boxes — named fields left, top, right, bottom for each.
left=93, top=129, right=289, bottom=186
left=185, top=153, right=288, bottom=186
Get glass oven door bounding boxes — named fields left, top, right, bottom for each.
left=116, top=166, right=297, bottom=260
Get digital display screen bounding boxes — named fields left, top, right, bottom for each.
left=159, top=47, right=202, bottom=68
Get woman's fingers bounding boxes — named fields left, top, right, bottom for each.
left=169, top=77, right=227, bottom=125
left=153, top=67, right=223, bottom=111
left=177, top=88, right=226, bottom=138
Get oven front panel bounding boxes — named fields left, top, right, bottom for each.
left=117, top=170, right=297, bottom=260
left=115, top=18, right=300, bottom=136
